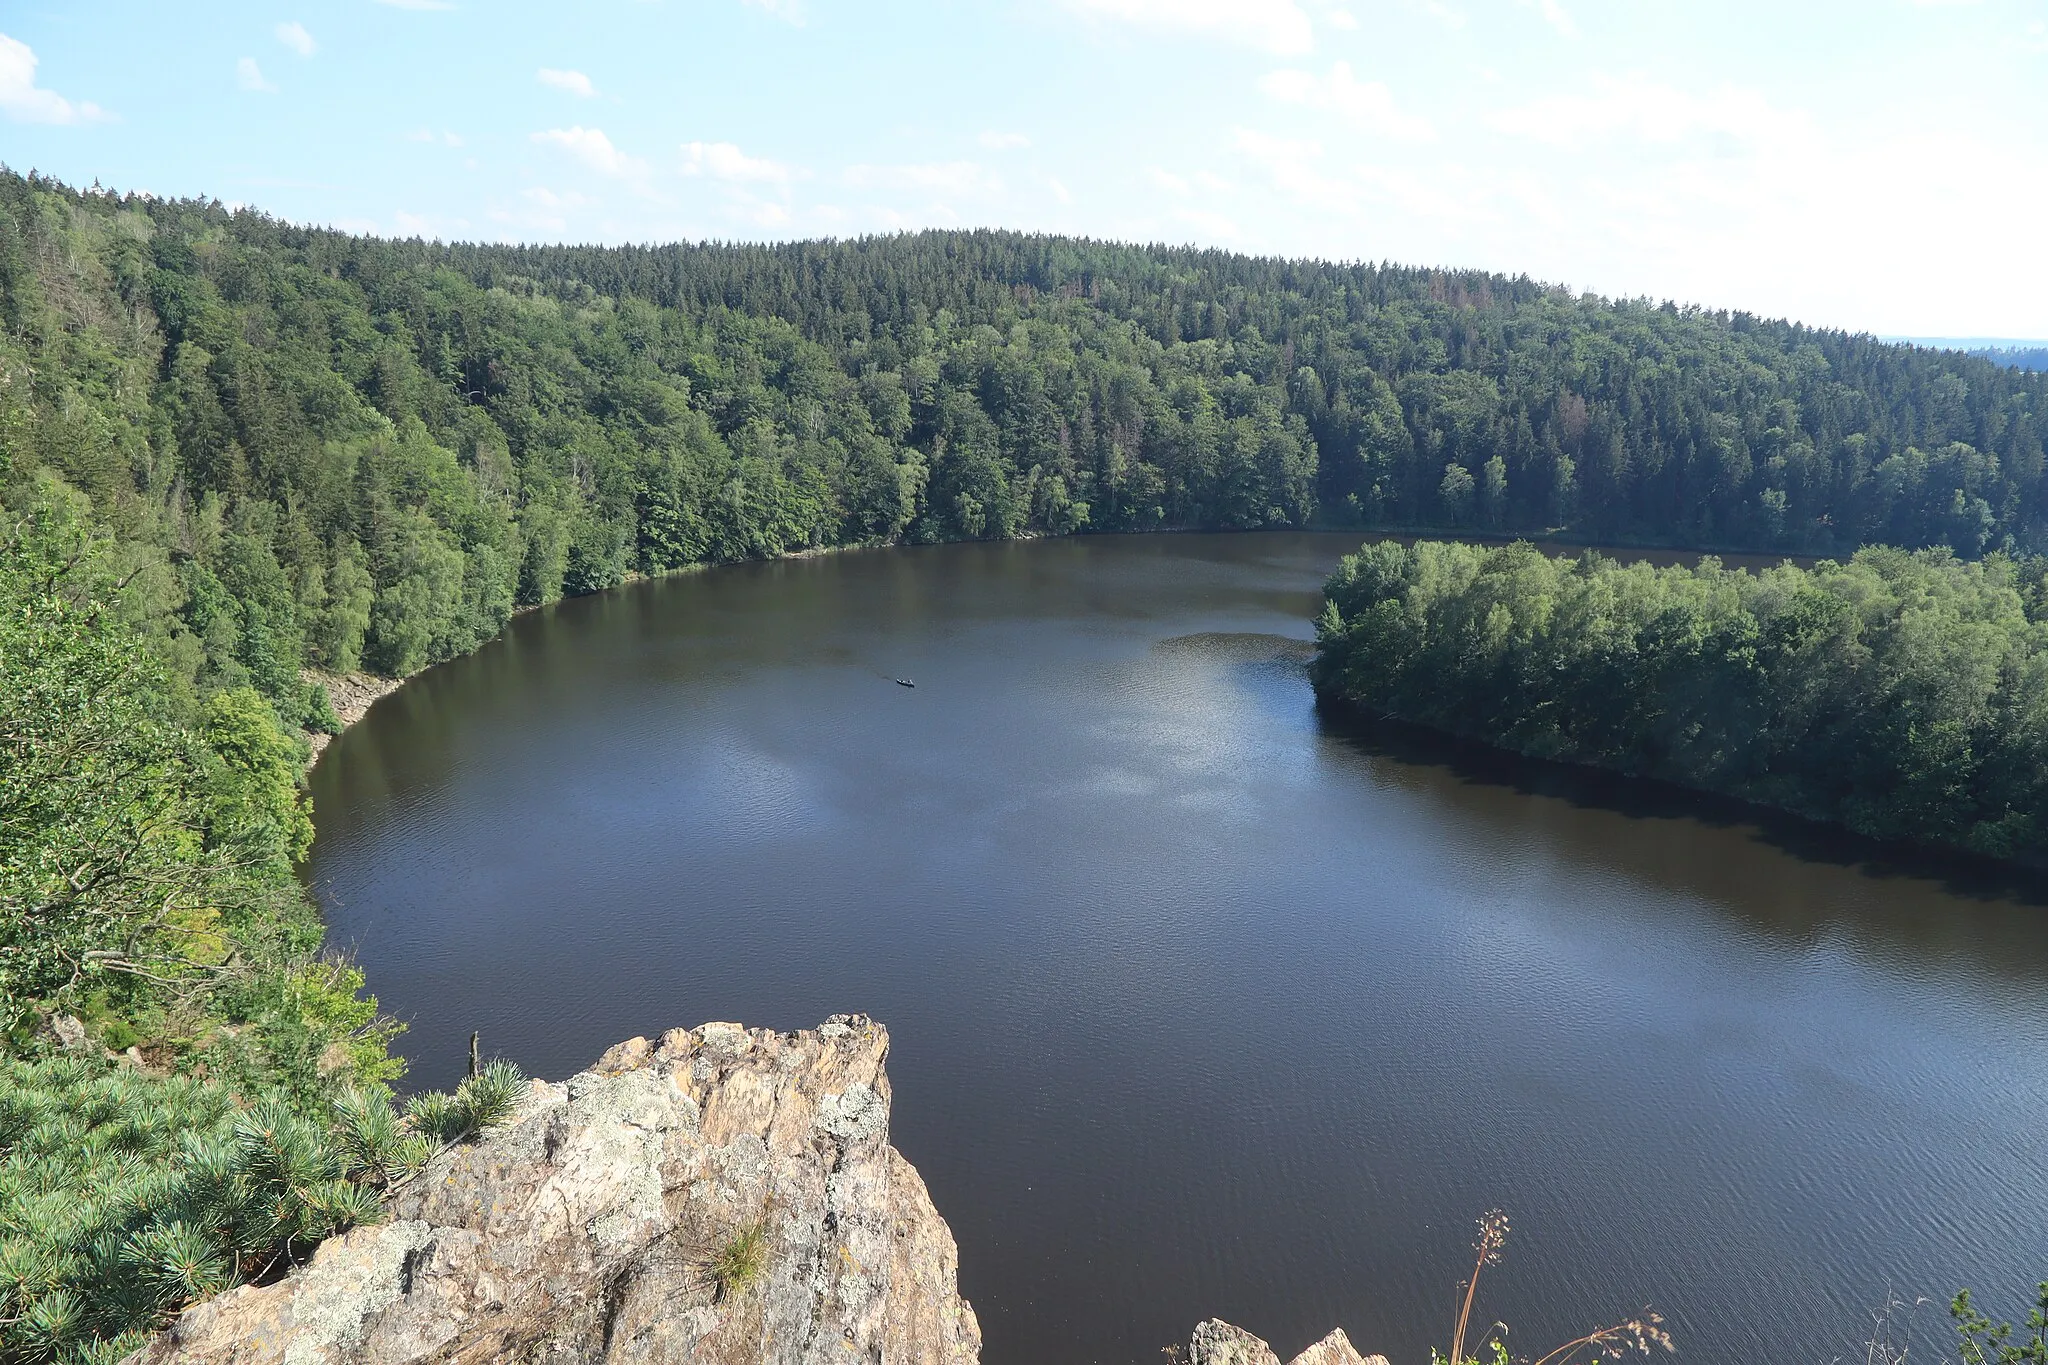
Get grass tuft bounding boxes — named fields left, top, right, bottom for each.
left=710, top=1217, right=770, bottom=1301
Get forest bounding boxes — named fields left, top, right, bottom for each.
left=4, top=167, right=2048, bottom=749
left=6, top=164, right=2048, bottom=1357
left=1312, top=539, right=2048, bottom=861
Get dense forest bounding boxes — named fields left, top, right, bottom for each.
left=1312, top=540, right=2048, bottom=861
left=4, top=168, right=2048, bottom=743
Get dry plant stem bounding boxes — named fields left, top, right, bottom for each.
left=1451, top=1210, right=1510, bottom=1365
left=1530, top=1331, right=1618, bottom=1365
left=1526, top=1314, right=1675, bottom=1365
left=1450, top=1266, right=1483, bottom=1365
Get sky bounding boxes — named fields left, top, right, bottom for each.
left=2, top=0, right=2045, bottom=339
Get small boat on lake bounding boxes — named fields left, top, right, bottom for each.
left=895, top=678, right=915, bottom=688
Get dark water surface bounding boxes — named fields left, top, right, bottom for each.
left=308, top=533, right=2048, bottom=1365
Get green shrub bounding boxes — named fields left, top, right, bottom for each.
left=0, top=1054, right=524, bottom=1364
left=404, top=1059, right=525, bottom=1145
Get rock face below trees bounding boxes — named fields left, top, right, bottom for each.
left=128, top=1016, right=982, bottom=1365
left=303, top=671, right=403, bottom=765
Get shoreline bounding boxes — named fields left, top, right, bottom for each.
left=303, top=670, right=404, bottom=767
left=294, top=523, right=1821, bottom=777
left=298, top=538, right=885, bottom=773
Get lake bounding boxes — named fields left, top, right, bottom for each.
left=306, top=532, right=2048, bottom=1365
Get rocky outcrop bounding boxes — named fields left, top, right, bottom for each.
left=129, top=1015, right=981, bottom=1365
left=1187, top=1320, right=1390, bottom=1365
left=304, top=671, right=403, bottom=764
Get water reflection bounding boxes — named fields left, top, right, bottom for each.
left=1317, top=705, right=2048, bottom=970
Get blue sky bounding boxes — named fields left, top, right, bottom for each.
left=3, top=0, right=2044, bottom=337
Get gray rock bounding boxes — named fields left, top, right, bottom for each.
left=1188, top=1321, right=1390, bottom=1365
left=127, top=1015, right=981, bottom=1365
left=1288, top=1327, right=1390, bottom=1365
left=47, top=1013, right=86, bottom=1049
left=1190, top=1320, right=1284, bottom=1365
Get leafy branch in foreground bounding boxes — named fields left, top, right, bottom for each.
left=0, top=490, right=330, bottom=1052
left=404, top=1059, right=525, bottom=1144
left=1953, top=1282, right=2048, bottom=1364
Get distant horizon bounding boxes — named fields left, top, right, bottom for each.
left=1883, top=336, right=2048, bottom=349
left=4, top=0, right=2043, bottom=340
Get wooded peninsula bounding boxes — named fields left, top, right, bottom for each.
left=1313, top=540, right=2048, bottom=861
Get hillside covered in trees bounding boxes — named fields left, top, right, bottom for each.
left=5, top=168, right=2047, bottom=738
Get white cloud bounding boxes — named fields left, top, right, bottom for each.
left=1060, top=0, right=1314, bottom=55
left=674, top=142, right=805, bottom=233
left=0, top=34, right=109, bottom=124
left=1204, top=71, right=2046, bottom=334
left=681, top=140, right=794, bottom=184
left=531, top=126, right=643, bottom=177
left=1175, top=208, right=1242, bottom=240
left=742, top=0, right=805, bottom=23
left=237, top=57, right=278, bottom=93
left=275, top=22, right=315, bottom=56
left=1515, top=0, right=1577, bottom=37
left=1048, top=176, right=1074, bottom=203
left=373, top=0, right=455, bottom=9
left=1229, top=127, right=1361, bottom=211
left=844, top=161, right=1002, bottom=196
left=980, top=130, right=1031, bottom=149
left=1325, top=8, right=1360, bottom=28
left=391, top=211, right=444, bottom=238
left=404, top=127, right=463, bottom=146
left=1490, top=76, right=1805, bottom=148
left=488, top=186, right=596, bottom=234
left=1260, top=61, right=1435, bottom=141
left=537, top=68, right=596, bottom=98
left=524, top=186, right=592, bottom=209
left=1418, top=0, right=1467, bottom=27
left=1149, top=168, right=1191, bottom=194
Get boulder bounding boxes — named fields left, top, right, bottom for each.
left=1188, top=1320, right=1390, bottom=1365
